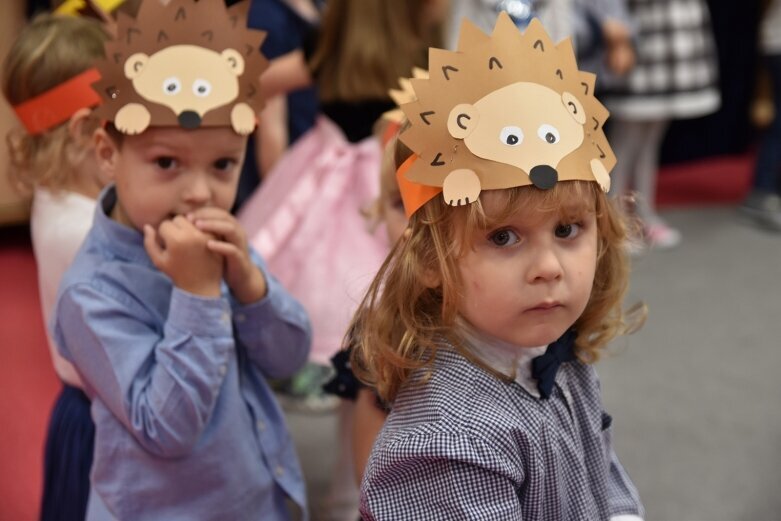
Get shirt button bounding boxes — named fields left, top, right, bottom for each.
left=274, top=465, right=284, bottom=477
left=256, top=420, right=266, bottom=431
left=235, top=313, right=246, bottom=323
left=218, top=364, right=227, bottom=376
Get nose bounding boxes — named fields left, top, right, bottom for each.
left=178, top=110, right=201, bottom=129
left=529, top=165, right=558, bottom=190
left=527, top=246, right=564, bottom=284
left=183, top=174, right=212, bottom=206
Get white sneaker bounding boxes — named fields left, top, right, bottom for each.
left=645, top=223, right=681, bottom=250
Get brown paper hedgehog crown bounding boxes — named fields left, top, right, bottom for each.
left=398, top=13, right=616, bottom=210
left=91, top=0, right=268, bottom=136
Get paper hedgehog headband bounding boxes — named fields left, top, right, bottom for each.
left=90, top=0, right=268, bottom=136
left=396, top=13, right=616, bottom=217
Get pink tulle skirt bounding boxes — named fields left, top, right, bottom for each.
left=239, top=117, right=388, bottom=366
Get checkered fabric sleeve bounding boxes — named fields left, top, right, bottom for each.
left=360, top=428, right=524, bottom=520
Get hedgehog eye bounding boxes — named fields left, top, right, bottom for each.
left=162, top=77, right=181, bottom=95
left=537, top=124, right=560, bottom=144
left=193, top=79, right=212, bottom=97
left=499, top=126, right=523, bottom=147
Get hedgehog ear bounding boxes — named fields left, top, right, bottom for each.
left=562, top=92, right=586, bottom=125
left=447, top=104, right=478, bottom=139
left=222, top=49, right=245, bottom=76
left=124, top=53, right=149, bottom=80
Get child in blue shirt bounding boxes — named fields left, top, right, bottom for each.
left=52, top=1, right=311, bottom=519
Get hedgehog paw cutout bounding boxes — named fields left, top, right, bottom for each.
left=443, top=169, right=481, bottom=207
left=231, top=103, right=256, bottom=136
left=590, top=159, right=611, bottom=192
left=115, top=103, right=151, bottom=135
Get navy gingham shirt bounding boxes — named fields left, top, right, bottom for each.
left=53, top=187, right=311, bottom=521
left=360, top=333, right=644, bottom=521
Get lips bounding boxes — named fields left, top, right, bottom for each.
left=526, top=301, right=563, bottom=312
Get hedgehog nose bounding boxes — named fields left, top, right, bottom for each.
left=178, top=111, right=201, bottom=129
left=529, top=165, right=558, bottom=190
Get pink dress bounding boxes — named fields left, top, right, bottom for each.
left=239, top=116, right=388, bottom=366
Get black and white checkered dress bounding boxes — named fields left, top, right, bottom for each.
left=601, top=0, right=720, bottom=119
left=359, top=345, right=644, bottom=520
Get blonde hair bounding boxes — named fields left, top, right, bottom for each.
left=310, top=0, right=443, bottom=102
left=351, top=150, right=644, bottom=403
left=2, top=14, right=108, bottom=193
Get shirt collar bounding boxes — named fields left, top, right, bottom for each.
left=93, top=184, right=154, bottom=266
left=457, top=318, right=547, bottom=399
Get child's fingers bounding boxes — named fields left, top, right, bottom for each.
left=206, top=239, right=242, bottom=259
left=143, top=224, right=166, bottom=267
left=194, top=219, right=245, bottom=246
left=187, top=207, right=232, bottom=222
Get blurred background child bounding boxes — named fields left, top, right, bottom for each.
left=1, top=12, right=108, bottom=521
left=741, top=0, right=781, bottom=231
left=602, top=0, right=721, bottom=250
left=239, top=1, right=446, bottom=516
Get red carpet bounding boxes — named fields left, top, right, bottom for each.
left=0, top=226, right=59, bottom=520
left=0, top=151, right=755, bottom=520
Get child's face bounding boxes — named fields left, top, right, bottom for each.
left=457, top=194, right=598, bottom=348
left=97, top=126, right=247, bottom=230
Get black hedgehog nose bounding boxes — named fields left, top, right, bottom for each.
left=178, top=111, right=201, bottom=129
left=529, top=165, right=558, bottom=190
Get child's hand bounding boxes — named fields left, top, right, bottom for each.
left=143, top=217, right=223, bottom=297
left=188, top=207, right=268, bottom=305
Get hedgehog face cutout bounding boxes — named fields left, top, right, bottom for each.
left=399, top=14, right=615, bottom=207
left=92, top=0, right=268, bottom=136
left=448, top=83, right=586, bottom=190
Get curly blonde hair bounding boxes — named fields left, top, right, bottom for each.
left=2, top=14, right=108, bottom=194
left=351, top=150, right=644, bottom=404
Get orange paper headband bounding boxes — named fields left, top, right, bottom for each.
left=12, top=68, right=102, bottom=135
left=396, top=155, right=442, bottom=218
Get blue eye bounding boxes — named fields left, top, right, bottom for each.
left=489, top=228, right=520, bottom=247
left=555, top=223, right=581, bottom=239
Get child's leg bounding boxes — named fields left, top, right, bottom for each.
left=632, top=119, right=670, bottom=226
left=320, top=400, right=360, bottom=520
left=607, top=118, right=648, bottom=200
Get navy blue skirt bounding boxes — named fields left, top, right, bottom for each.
left=40, top=384, right=94, bottom=521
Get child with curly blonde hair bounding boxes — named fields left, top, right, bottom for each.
left=351, top=14, right=646, bottom=520
left=2, top=12, right=108, bottom=520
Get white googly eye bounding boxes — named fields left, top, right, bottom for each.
left=499, top=126, right=523, bottom=146
left=192, top=79, right=212, bottom=97
left=162, top=77, right=181, bottom=95
left=538, top=124, right=560, bottom=144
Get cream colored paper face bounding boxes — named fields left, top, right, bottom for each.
left=397, top=14, right=616, bottom=206
left=92, top=0, right=268, bottom=135
left=448, top=82, right=585, bottom=175
left=125, top=45, right=242, bottom=120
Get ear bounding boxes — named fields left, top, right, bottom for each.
left=447, top=103, right=478, bottom=139
left=124, top=53, right=149, bottom=80
left=93, top=127, right=121, bottom=181
left=561, top=92, right=586, bottom=125
left=67, top=107, right=93, bottom=144
left=222, top=49, right=245, bottom=76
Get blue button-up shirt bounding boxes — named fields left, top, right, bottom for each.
left=53, top=187, right=311, bottom=521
